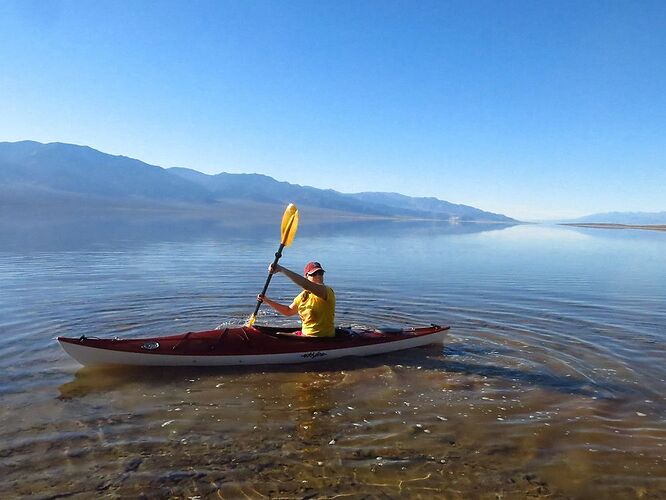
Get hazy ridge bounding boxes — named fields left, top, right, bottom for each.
left=0, top=141, right=515, bottom=222
left=568, top=211, right=666, bottom=225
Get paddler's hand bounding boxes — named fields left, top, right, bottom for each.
left=257, top=294, right=268, bottom=304
left=268, top=263, right=282, bottom=274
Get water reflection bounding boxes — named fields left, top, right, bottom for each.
left=57, top=350, right=440, bottom=400
left=0, top=211, right=272, bottom=252
left=0, top=210, right=517, bottom=253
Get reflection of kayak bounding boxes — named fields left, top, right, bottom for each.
left=58, top=324, right=449, bottom=367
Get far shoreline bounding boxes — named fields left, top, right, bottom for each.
left=0, top=200, right=519, bottom=225
left=562, top=223, right=666, bottom=232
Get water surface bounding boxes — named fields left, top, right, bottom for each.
left=1, top=213, right=665, bottom=498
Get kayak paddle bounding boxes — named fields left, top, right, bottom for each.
left=246, top=203, right=299, bottom=327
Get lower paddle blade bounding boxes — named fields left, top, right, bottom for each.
left=246, top=313, right=257, bottom=327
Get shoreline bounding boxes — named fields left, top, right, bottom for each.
left=0, top=201, right=518, bottom=225
left=562, top=223, right=666, bottom=232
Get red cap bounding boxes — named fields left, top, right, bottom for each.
left=304, top=261, right=325, bottom=276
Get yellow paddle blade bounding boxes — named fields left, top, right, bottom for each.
left=246, top=313, right=257, bottom=327
left=280, top=203, right=299, bottom=247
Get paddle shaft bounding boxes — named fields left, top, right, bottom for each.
left=249, top=206, right=298, bottom=325
left=252, top=242, right=286, bottom=319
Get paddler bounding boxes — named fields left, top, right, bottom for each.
left=257, top=261, right=336, bottom=337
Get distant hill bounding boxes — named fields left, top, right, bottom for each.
left=0, top=141, right=516, bottom=222
left=348, top=191, right=513, bottom=223
left=0, top=141, right=214, bottom=206
left=570, top=211, right=666, bottom=225
left=168, top=167, right=515, bottom=222
left=167, top=168, right=391, bottom=216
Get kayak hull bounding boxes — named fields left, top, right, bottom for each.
left=58, top=324, right=449, bottom=367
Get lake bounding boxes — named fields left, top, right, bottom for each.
left=1, top=211, right=665, bottom=498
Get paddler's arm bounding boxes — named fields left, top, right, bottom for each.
left=257, top=294, right=298, bottom=317
left=270, top=264, right=328, bottom=300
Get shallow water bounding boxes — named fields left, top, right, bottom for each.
left=1, top=212, right=665, bottom=498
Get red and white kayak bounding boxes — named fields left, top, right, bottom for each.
left=58, top=324, right=449, bottom=367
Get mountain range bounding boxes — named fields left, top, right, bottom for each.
left=0, top=141, right=515, bottom=222
left=568, top=212, right=666, bottom=225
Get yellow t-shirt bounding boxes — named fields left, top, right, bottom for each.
left=290, top=286, right=336, bottom=337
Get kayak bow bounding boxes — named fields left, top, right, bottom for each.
left=58, top=324, right=449, bottom=367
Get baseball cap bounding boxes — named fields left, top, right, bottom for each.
left=304, top=261, right=325, bottom=276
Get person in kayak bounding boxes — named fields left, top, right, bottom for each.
left=257, top=261, right=336, bottom=337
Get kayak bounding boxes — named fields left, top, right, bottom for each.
left=58, top=324, right=449, bottom=367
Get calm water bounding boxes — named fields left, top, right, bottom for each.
left=1, top=212, right=665, bottom=499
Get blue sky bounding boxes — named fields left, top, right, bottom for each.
left=1, top=0, right=665, bottom=220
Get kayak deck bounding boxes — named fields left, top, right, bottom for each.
left=58, top=324, right=449, bottom=367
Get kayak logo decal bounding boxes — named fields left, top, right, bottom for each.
left=141, top=341, right=160, bottom=350
left=302, top=351, right=327, bottom=359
